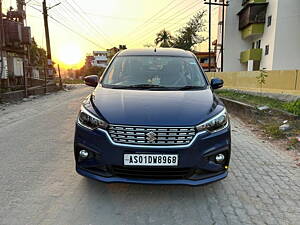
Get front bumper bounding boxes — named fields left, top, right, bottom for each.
left=74, top=123, right=231, bottom=186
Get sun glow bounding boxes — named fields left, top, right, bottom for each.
left=58, top=43, right=82, bottom=66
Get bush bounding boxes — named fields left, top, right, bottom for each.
left=284, top=100, right=300, bottom=116
left=264, top=124, right=285, bottom=138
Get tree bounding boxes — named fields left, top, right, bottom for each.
left=85, top=66, right=105, bottom=76
left=28, top=38, right=47, bottom=67
left=154, top=29, right=174, bottom=48
left=256, top=68, right=268, bottom=101
left=75, top=65, right=105, bottom=78
left=173, top=10, right=207, bottom=50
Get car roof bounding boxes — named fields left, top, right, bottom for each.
left=117, top=48, right=194, bottom=57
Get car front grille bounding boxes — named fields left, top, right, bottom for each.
left=108, top=125, right=196, bottom=146
left=111, top=166, right=193, bottom=179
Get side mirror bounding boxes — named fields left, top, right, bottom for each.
left=211, top=78, right=224, bottom=89
left=84, top=75, right=99, bottom=87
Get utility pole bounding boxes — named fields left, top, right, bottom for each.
left=42, top=0, right=52, bottom=63
left=42, top=0, right=60, bottom=83
left=0, top=0, right=4, bottom=79
left=57, top=64, right=63, bottom=89
left=204, top=0, right=229, bottom=72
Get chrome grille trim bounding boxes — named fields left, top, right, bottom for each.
left=108, top=125, right=196, bottom=146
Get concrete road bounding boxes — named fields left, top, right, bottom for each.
left=0, top=86, right=299, bottom=225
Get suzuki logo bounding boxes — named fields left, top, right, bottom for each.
left=146, top=131, right=157, bottom=143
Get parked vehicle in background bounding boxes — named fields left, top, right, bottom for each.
left=74, top=48, right=231, bottom=186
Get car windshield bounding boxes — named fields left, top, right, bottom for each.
left=101, top=56, right=207, bottom=90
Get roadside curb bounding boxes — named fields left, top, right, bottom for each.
left=220, top=97, right=299, bottom=121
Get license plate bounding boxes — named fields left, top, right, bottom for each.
left=124, top=154, right=178, bottom=166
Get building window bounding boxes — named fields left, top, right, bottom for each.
left=200, top=58, right=208, bottom=63
left=265, top=45, right=269, bottom=55
left=256, top=40, right=261, bottom=49
left=267, top=16, right=272, bottom=27
left=252, top=42, right=255, bottom=49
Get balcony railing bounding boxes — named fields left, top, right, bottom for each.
left=242, top=0, right=267, bottom=6
left=240, top=48, right=262, bottom=63
left=241, top=24, right=264, bottom=39
left=238, top=2, right=268, bottom=30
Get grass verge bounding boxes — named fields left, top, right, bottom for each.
left=216, top=90, right=300, bottom=116
left=217, top=89, right=300, bottom=151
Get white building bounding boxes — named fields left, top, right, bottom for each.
left=220, top=0, right=300, bottom=72
left=91, top=51, right=108, bottom=68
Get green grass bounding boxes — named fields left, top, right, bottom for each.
left=216, top=90, right=300, bottom=116
left=284, top=100, right=300, bottom=116
left=263, top=124, right=285, bottom=138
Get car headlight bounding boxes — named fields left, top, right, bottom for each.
left=196, top=108, right=228, bottom=133
left=78, top=105, right=108, bottom=130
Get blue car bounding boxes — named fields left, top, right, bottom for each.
left=74, top=48, right=231, bottom=186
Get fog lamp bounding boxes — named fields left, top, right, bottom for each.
left=215, top=154, right=225, bottom=163
left=79, top=150, right=89, bottom=159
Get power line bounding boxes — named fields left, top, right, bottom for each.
left=50, top=2, right=97, bottom=37
left=65, top=0, right=114, bottom=47
left=161, top=5, right=213, bottom=35
left=137, top=5, right=217, bottom=48
left=77, top=12, right=191, bottom=24
left=47, top=0, right=111, bottom=48
left=127, top=0, right=201, bottom=46
left=125, top=0, right=181, bottom=40
left=45, top=0, right=110, bottom=48
left=135, top=10, right=199, bottom=47
left=137, top=7, right=207, bottom=48
left=129, top=1, right=203, bottom=47
left=27, top=4, right=106, bottom=49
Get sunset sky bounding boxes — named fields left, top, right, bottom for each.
left=3, top=0, right=219, bottom=68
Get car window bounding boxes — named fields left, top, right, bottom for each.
left=102, top=56, right=207, bottom=89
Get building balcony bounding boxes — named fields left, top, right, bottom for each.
left=237, top=1, right=268, bottom=30
left=242, top=0, right=266, bottom=6
left=241, top=24, right=264, bottom=39
left=240, top=48, right=262, bottom=63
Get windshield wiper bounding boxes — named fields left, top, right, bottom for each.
left=105, top=84, right=166, bottom=90
left=106, top=84, right=205, bottom=90
left=178, top=85, right=206, bottom=90
left=127, top=84, right=165, bottom=89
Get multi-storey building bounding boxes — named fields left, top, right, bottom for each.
left=221, top=0, right=300, bottom=71
left=91, top=51, right=108, bottom=68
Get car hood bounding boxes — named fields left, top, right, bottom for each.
left=91, top=87, right=223, bottom=126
